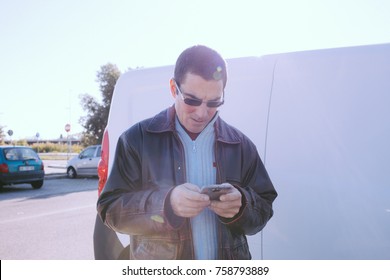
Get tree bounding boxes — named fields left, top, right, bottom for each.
left=0, top=125, right=5, bottom=144
left=79, top=63, right=121, bottom=146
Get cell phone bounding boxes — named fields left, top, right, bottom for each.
left=201, top=184, right=232, bottom=201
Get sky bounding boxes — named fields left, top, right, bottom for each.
left=0, top=0, right=389, bottom=140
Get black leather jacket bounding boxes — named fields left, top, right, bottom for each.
left=97, top=106, right=277, bottom=259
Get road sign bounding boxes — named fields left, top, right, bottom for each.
left=65, top=124, right=71, bottom=132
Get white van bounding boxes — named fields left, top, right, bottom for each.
left=94, top=43, right=390, bottom=259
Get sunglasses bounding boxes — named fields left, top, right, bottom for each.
left=175, top=81, right=224, bottom=108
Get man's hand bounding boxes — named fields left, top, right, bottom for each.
left=170, top=183, right=210, bottom=218
left=209, top=184, right=242, bottom=218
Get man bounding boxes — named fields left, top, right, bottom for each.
left=97, top=45, right=277, bottom=259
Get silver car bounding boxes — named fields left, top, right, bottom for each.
left=66, top=145, right=101, bottom=178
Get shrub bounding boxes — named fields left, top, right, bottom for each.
left=31, top=142, right=84, bottom=153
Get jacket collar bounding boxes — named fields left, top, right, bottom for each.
left=147, top=106, right=241, bottom=144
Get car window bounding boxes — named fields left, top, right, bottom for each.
left=4, top=148, right=39, bottom=161
left=81, top=147, right=95, bottom=158
left=96, top=146, right=101, bottom=157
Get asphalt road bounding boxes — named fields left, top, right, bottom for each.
left=0, top=177, right=98, bottom=260
left=43, top=159, right=68, bottom=176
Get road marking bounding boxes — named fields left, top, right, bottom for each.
left=0, top=204, right=96, bottom=224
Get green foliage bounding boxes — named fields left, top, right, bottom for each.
left=79, top=63, right=121, bottom=146
left=0, top=139, right=83, bottom=154
left=97, top=63, right=121, bottom=108
left=30, top=142, right=84, bottom=153
left=15, top=139, right=28, bottom=146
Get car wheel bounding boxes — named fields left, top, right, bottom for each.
left=67, top=167, right=77, bottom=178
left=31, top=180, right=44, bottom=189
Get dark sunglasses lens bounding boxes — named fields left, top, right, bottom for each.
left=184, top=99, right=224, bottom=107
left=207, top=100, right=224, bottom=108
left=184, top=98, right=202, bottom=106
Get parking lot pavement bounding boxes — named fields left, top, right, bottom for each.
left=0, top=177, right=97, bottom=260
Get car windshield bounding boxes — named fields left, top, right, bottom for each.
left=4, top=148, right=39, bottom=161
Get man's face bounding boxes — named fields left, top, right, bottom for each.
left=171, top=73, right=224, bottom=134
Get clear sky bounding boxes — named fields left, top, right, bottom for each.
left=0, top=0, right=389, bottom=140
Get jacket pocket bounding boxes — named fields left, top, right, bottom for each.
left=131, top=236, right=181, bottom=260
left=230, top=239, right=251, bottom=259
left=222, top=233, right=252, bottom=260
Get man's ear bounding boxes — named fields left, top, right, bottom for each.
left=169, top=78, right=177, bottom=98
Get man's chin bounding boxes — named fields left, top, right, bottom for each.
left=190, top=124, right=207, bottom=133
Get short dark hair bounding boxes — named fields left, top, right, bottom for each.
left=174, top=45, right=227, bottom=88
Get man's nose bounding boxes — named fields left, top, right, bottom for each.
left=194, top=103, right=209, bottom=118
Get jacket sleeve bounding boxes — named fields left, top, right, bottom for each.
left=96, top=127, right=184, bottom=236
left=219, top=137, right=277, bottom=235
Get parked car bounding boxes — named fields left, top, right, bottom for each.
left=66, top=145, right=101, bottom=178
left=94, top=43, right=390, bottom=260
left=0, top=146, right=45, bottom=189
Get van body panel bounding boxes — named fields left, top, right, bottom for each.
left=263, top=44, right=390, bottom=259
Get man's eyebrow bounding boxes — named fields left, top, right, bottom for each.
left=182, top=92, right=201, bottom=100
